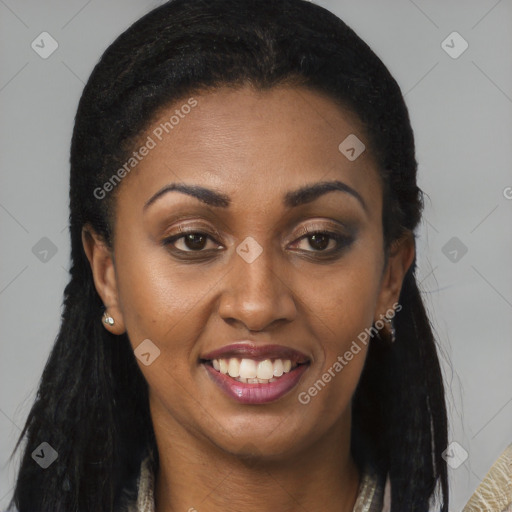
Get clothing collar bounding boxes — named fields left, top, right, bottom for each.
left=126, top=455, right=389, bottom=512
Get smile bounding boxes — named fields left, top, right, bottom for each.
left=209, top=357, right=298, bottom=383
left=200, top=343, right=311, bottom=404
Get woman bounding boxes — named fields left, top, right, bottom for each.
left=7, top=0, right=449, bottom=510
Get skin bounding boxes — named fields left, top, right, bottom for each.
left=82, top=85, right=414, bottom=512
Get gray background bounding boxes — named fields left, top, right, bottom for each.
left=1, top=1, right=511, bottom=510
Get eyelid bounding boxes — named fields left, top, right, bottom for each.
left=165, top=221, right=222, bottom=241
left=292, top=220, right=353, bottom=239
left=291, top=227, right=353, bottom=246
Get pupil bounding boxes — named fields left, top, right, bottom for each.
left=310, top=234, right=329, bottom=251
left=186, top=234, right=206, bottom=250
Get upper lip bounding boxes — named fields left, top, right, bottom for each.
left=200, top=343, right=310, bottom=364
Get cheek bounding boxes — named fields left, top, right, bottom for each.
left=114, top=246, right=211, bottom=421
left=114, top=232, right=204, bottom=333
left=298, top=240, right=383, bottom=406
left=308, top=244, right=383, bottom=345
left=112, top=237, right=205, bottom=380
left=297, top=278, right=374, bottom=426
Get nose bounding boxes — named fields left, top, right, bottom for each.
left=218, top=239, right=298, bottom=332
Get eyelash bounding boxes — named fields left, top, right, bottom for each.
left=162, top=227, right=354, bottom=258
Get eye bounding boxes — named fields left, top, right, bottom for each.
left=291, top=229, right=353, bottom=253
left=162, top=226, right=354, bottom=257
left=163, top=231, right=222, bottom=252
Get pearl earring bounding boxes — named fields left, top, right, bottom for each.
left=103, top=311, right=115, bottom=326
left=384, top=317, right=396, bottom=343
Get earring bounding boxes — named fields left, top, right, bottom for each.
left=384, top=317, right=396, bottom=343
left=103, top=311, right=115, bottom=326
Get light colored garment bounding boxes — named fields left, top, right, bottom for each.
left=126, top=455, right=390, bottom=512
left=463, top=443, right=512, bottom=512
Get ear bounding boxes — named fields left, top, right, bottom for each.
left=374, top=231, right=415, bottom=320
left=81, top=224, right=126, bottom=335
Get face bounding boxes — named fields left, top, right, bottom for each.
left=83, top=85, right=413, bottom=460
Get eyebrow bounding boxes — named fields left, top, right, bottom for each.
left=143, top=180, right=367, bottom=213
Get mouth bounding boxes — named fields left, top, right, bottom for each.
left=199, top=343, right=311, bottom=404
left=200, top=357, right=308, bottom=384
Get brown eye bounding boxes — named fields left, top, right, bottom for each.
left=291, top=230, right=353, bottom=255
left=180, top=233, right=208, bottom=251
left=306, top=233, right=332, bottom=251
left=163, top=231, right=221, bottom=252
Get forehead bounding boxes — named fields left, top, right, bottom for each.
left=115, top=85, right=382, bottom=216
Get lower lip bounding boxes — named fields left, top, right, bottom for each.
left=203, top=363, right=309, bottom=404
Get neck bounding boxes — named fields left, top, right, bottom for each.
left=151, top=401, right=361, bottom=512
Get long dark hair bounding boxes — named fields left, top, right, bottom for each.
left=7, top=0, right=449, bottom=510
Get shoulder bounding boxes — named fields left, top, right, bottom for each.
left=117, top=454, right=156, bottom=512
left=463, top=443, right=512, bottom=511
left=352, top=466, right=389, bottom=512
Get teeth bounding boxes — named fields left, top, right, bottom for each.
left=219, top=359, right=228, bottom=374
left=273, top=359, right=284, bottom=377
left=228, top=358, right=240, bottom=378
left=239, top=359, right=257, bottom=379
left=210, top=357, right=300, bottom=382
left=237, top=376, right=278, bottom=384
left=257, top=360, right=274, bottom=380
